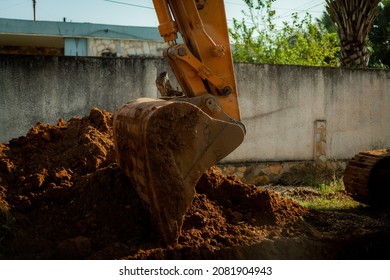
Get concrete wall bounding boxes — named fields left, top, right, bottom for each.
left=232, top=64, right=390, bottom=162
left=0, top=55, right=164, bottom=142
left=1, top=55, right=389, bottom=163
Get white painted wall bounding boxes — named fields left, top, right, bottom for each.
left=226, top=64, right=390, bottom=162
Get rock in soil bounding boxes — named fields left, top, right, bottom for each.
left=0, top=108, right=389, bottom=260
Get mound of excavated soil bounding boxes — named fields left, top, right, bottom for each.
left=1, top=108, right=388, bottom=260
left=0, top=108, right=308, bottom=259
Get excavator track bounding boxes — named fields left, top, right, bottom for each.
left=343, top=149, right=390, bottom=207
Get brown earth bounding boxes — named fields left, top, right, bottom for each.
left=0, top=108, right=389, bottom=260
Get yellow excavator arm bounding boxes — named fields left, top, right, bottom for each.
left=153, top=0, right=241, bottom=120
left=113, top=0, right=245, bottom=244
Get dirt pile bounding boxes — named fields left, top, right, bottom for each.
left=3, top=107, right=386, bottom=260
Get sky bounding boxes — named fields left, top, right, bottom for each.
left=0, top=0, right=326, bottom=27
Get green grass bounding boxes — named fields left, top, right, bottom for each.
left=292, top=176, right=364, bottom=211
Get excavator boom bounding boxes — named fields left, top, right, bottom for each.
left=113, top=0, right=245, bottom=244
left=154, top=0, right=241, bottom=120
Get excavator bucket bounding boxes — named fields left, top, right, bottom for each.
left=113, top=0, right=245, bottom=244
left=113, top=97, right=245, bottom=244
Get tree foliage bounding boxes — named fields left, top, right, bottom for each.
left=317, top=11, right=337, bottom=33
left=229, top=0, right=339, bottom=66
left=369, top=0, right=390, bottom=67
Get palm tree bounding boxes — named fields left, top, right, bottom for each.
left=325, top=0, right=381, bottom=67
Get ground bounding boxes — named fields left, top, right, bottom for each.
left=0, top=108, right=389, bottom=260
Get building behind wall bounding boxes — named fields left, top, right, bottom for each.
left=0, top=18, right=167, bottom=57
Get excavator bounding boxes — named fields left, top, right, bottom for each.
left=113, top=0, right=246, bottom=244
left=112, top=0, right=389, bottom=245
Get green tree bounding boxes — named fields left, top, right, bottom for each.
left=325, top=0, right=381, bottom=68
left=229, top=0, right=339, bottom=66
left=317, top=11, right=337, bottom=33
left=369, top=0, right=390, bottom=67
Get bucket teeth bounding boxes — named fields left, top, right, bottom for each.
left=113, top=98, right=245, bottom=244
